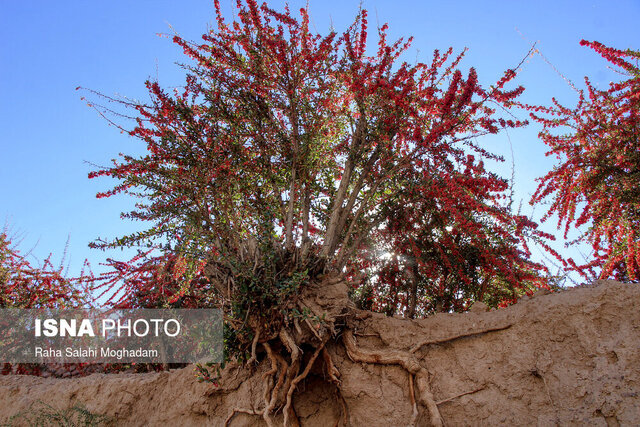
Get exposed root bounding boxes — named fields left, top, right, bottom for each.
left=223, top=275, right=510, bottom=427
left=274, top=353, right=290, bottom=407
left=284, top=404, right=300, bottom=427
left=354, top=331, right=381, bottom=338
left=283, top=339, right=327, bottom=426
left=335, top=389, right=349, bottom=427
left=409, top=374, right=419, bottom=426
left=226, top=342, right=280, bottom=427
left=343, top=329, right=443, bottom=427
left=436, top=386, right=486, bottom=406
left=297, top=300, right=332, bottom=338
left=293, top=317, right=303, bottom=335
left=279, top=329, right=301, bottom=364
left=263, top=343, right=279, bottom=380
left=225, top=407, right=262, bottom=426
left=279, top=329, right=302, bottom=425
left=225, top=273, right=351, bottom=426
left=322, top=347, right=341, bottom=385
left=246, top=327, right=261, bottom=366
left=266, top=353, right=287, bottom=416
left=262, top=343, right=279, bottom=427
left=410, top=324, right=512, bottom=354
left=322, top=347, right=347, bottom=427
left=305, top=317, right=323, bottom=341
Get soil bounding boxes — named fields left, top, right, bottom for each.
left=1, top=280, right=639, bottom=426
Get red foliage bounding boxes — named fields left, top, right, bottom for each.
left=93, top=250, right=213, bottom=308
left=529, top=41, right=640, bottom=281
left=354, top=160, right=552, bottom=316
left=0, top=232, right=95, bottom=377
left=87, top=1, right=554, bottom=314
left=0, top=232, right=88, bottom=308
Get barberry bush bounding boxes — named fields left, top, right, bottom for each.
left=0, top=231, right=88, bottom=309
left=85, top=1, right=555, bottom=361
left=0, top=230, right=91, bottom=376
left=529, top=41, right=640, bottom=281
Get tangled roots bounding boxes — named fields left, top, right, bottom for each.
left=225, top=327, right=446, bottom=427
left=224, top=276, right=449, bottom=426
left=225, top=327, right=346, bottom=427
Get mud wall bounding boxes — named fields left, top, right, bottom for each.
left=0, top=281, right=638, bottom=426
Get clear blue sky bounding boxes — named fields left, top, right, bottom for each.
left=1, top=1, right=638, bottom=280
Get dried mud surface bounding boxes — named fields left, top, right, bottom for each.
left=1, top=280, right=639, bottom=426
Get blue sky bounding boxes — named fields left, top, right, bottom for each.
left=1, top=1, right=638, bottom=280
